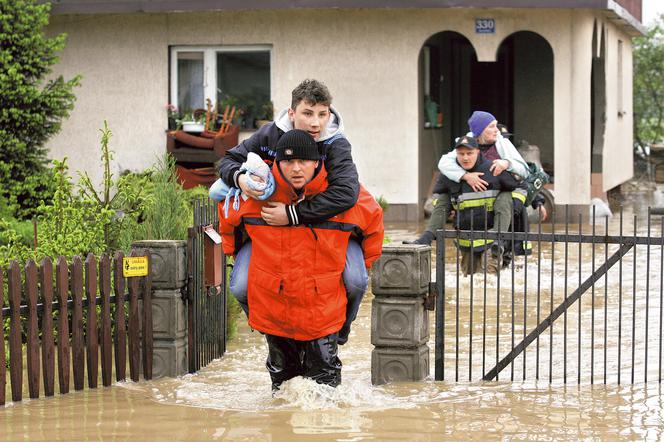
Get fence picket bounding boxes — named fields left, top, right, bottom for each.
left=71, top=256, right=85, bottom=390
left=142, top=250, right=153, bottom=380
left=26, top=260, right=40, bottom=399
left=100, top=254, right=112, bottom=387
left=40, top=258, right=55, bottom=397
left=128, top=250, right=140, bottom=382
left=8, top=262, right=22, bottom=402
left=113, top=252, right=127, bottom=382
left=85, top=254, right=99, bottom=388
left=0, top=271, right=5, bottom=406
left=56, top=257, right=70, bottom=394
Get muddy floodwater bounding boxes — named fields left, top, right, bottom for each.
left=4, top=183, right=664, bottom=440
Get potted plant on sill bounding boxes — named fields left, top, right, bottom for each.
left=255, top=101, right=274, bottom=129
left=179, top=111, right=206, bottom=133
left=166, top=104, right=181, bottom=130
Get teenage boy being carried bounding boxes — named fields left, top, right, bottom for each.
left=217, top=79, right=365, bottom=345
left=219, top=129, right=384, bottom=391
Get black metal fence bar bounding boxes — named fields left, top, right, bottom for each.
left=510, top=211, right=516, bottom=381
left=618, top=211, right=624, bottom=384
left=604, top=215, right=609, bottom=384
left=435, top=205, right=664, bottom=384
left=435, top=230, right=445, bottom=381
left=549, top=211, right=555, bottom=383
left=578, top=214, right=582, bottom=384
left=187, top=197, right=227, bottom=374
left=591, top=208, right=596, bottom=384
left=632, top=217, right=637, bottom=384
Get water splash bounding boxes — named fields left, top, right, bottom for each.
left=272, top=376, right=412, bottom=411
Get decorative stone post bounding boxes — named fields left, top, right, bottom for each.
left=132, top=240, right=187, bottom=378
left=370, top=243, right=431, bottom=385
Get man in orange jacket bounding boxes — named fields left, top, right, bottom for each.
left=219, top=129, right=384, bottom=390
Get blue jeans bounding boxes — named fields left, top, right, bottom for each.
left=229, top=239, right=368, bottom=343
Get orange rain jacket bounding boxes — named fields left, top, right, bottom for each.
left=219, top=162, right=384, bottom=341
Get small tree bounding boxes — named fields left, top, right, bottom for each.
left=633, top=14, right=664, bottom=150
left=0, top=0, right=81, bottom=219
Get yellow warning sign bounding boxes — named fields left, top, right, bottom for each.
left=123, top=256, right=148, bottom=277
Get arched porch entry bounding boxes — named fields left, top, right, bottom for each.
left=418, top=30, right=554, bottom=216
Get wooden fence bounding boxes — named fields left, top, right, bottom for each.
left=1, top=250, right=153, bottom=406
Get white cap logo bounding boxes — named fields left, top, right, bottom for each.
left=285, top=148, right=293, bottom=155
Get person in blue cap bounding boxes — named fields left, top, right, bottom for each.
left=405, top=111, right=545, bottom=247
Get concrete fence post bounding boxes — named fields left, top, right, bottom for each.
left=370, top=243, right=431, bottom=385
left=132, top=240, right=187, bottom=378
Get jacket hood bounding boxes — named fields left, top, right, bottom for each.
left=274, top=105, right=344, bottom=142
left=271, top=160, right=328, bottom=203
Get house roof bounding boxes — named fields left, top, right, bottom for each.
left=46, top=0, right=645, bottom=36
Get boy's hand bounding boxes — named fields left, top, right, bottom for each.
left=261, top=202, right=289, bottom=226
left=238, top=173, right=265, bottom=199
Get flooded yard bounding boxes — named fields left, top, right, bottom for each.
left=4, top=183, right=664, bottom=440
left=3, top=300, right=664, bottom=440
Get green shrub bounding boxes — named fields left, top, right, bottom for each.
left=36, top=158, right=115, bottom=258
left=134, top=154, right=190, bottom=241
left=375, top=195, right=389, bottom=212
left=78, top=122, right=150, bottom=251
left=0, top=0, right=81, bottom=220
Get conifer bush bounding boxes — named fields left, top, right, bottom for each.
left=0, top=0, right=81, bottom=219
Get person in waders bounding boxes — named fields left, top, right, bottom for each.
left=217, top=79, right=367, bottom=346
left=218, top=129, right=384, bottom=390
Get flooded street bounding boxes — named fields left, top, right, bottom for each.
left=4, top=183, right=664, bottom=440
left=4, top=300, right=664, bottom=440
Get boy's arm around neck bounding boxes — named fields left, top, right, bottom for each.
left=288, top=136, right=360, bottom=225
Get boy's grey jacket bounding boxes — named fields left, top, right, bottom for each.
left=217, top=106, right=359, bottom=225
left=437, top=133, right=530, bottom=182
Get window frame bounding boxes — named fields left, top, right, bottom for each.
left=169, top=44, right=273, bottom=112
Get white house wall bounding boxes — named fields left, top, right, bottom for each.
left=46, top=8, right=634, bottom=213
left=602, top=20, right=635, bottom=192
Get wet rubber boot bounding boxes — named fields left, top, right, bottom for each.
left=265, top=334, right=304, bottom=391
left=302, top=333, right=342, bottom=387
left=404, top=195, right=450, bottom=246
left=403, top=230, right=435, bottom=246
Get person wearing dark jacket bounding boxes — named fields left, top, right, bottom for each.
left=436, top=135, right=528, bottom=274
left=217, top=79, right=365, bottom=345
left=219, top=130, right=384, bottom=390
left=405, top=112, right=547, bottom=246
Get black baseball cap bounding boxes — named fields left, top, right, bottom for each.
left=454, top=135, right=479, bottom=149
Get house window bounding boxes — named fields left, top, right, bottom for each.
left=170, top=45, right=271, bottom=128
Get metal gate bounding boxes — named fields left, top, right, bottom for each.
left=187, top=198, right=227, bottom=373
left=435, top=206, right=664, bottom=384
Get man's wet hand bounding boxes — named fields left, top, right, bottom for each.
left=489, top=159, right=510, bottom=176
left=537, top=205, right=548, bottom=222
left=238, top=173, right=265, bottom=199
left=261, top=202, right=289, bottom=226
left=462, top=172, right=488, bottom=192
